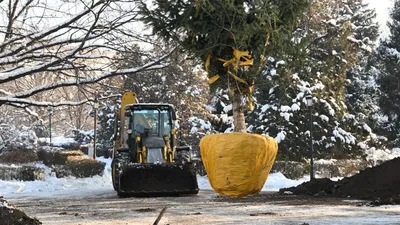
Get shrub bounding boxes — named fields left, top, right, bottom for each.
left=37, top=150, right=66, bottom=166
left=79, top=145, right=111, bottom=158
left=0, top=150, right=38, bottom=164
left=60, top=150, right=84, bottom=157
left=67, top=158, right=105, bottom=178
left=73, top=129, right=93, bottom=144
left=52, top=142, right=80, bottom=150
left=335, top=160, right=369, bottom=177
left=79, top=146, right=88, bottom=155
left=54, top=158, right=105, bottom=178
left=37, top=150, right=84, bottom=166
left=0, top=166, right=45, bottom=181
left=314, top=163, right=341, bottom=178
left=271, top=161, right=307, bottom=179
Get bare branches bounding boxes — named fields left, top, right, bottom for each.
left=5, top=97, right=91, bottom=107
left=9, top=52, right=170, bottom=99
left=5, top=92, right=122, bottom=107
left=0, top=0, right=170, bottom=109
left=0, top=0, right=138, bottom=78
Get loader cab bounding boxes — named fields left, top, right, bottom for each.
left=131, top=109, right=172, bottom=137
left=124, top=104, right=177, bottom=163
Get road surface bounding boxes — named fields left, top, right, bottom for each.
left=9, top=190, right=400, bottom=225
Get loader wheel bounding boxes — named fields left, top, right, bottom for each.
left=111, top=161, right=119, bottom=191
left=117, top=192, right=129, bottom=198
left=112, top=166, right=119, bottom=191
left=176, top=150, right=191, bottom=163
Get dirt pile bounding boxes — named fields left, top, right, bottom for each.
left=0, top=197, right=41, bottom=225
left=280, top=157, right=400, bottom=205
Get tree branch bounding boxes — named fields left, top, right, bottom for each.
left=6, top=49, right=173, bottom=99
left=5, top=93, right=122, bottom=107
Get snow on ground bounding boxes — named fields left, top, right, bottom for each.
left=0, top=156, right=113, bottom=199
left=197, top=172, right=310, bottom=192
left=38, top=137, right=77, bottom=146
left=262, top=172, right=309, bottom=190
left=0, top=157, right=308, bottom=199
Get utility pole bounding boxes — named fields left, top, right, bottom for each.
left=93, top=91, right=98, bottom=159
left=47, top=107, right=53, bottom=146
left=306, top=94, right=314, bottom=180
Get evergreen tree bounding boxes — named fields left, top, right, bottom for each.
left=345, top=0, right=381, bottom=149
left=249, top=0, right=378, bottom=160
left=374, top=0, right=400, bottom=147
left=96, top=91, right=121, bottom=151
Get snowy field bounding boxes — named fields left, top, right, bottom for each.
left=0, top=156, right=309, bottom=199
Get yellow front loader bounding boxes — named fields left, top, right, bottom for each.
left=111, top=91, right=199, bottom=197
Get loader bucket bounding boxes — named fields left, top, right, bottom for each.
left=117, top=163, right=199, bottom=196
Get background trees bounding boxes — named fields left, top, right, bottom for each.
left=373, top=0, right=400, bottom=148
left=0, top=0, right=170, bottom=146
left=0, top=0, right=398, bottom=162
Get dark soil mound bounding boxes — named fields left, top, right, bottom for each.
left=280, top=157, right=400, bottom=204
left=0, top=197, right=41, bottom=225
left=280, top=178, right=336, bottom=196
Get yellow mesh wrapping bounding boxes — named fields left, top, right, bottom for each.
left=200, top=132, right=278, bottom=198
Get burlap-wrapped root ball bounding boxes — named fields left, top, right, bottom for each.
left=200, top=132, right=278, bottom=197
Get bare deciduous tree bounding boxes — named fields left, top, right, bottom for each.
left=0, top=0, right=170, bottom=109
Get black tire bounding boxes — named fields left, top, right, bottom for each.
left=175, top=150, right=191, bottom=163
left=111, top=162, right=119, bottom=191
left=117, top=191, right=130, bottom=198
left=111, top=151, right=130, bottom=191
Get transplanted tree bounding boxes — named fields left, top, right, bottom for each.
left=138, top=0, right=307, bottom=132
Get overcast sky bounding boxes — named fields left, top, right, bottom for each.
left=364, top=0, right=393, bottom=37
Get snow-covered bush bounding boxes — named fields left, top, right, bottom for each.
left=0, top=124, right=38, bottom=152
left=0, top=166, right=45, bottom=181
left=73, top=129, right=94, bottom=144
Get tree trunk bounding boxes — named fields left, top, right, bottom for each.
left=232, top=92, right=246, bottom=132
